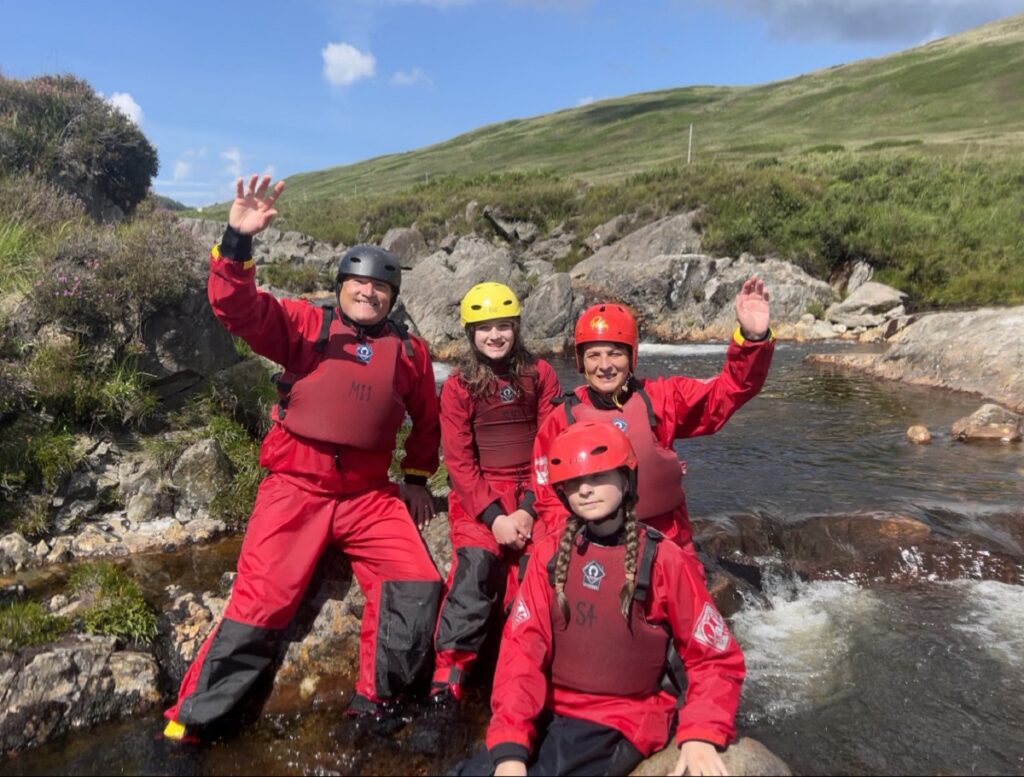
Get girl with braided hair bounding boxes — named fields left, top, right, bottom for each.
left=452, top=421, right=745, bottom=776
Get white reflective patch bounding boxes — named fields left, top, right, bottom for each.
left=693, top=602, right=731, bottom=652
left=582, top=559, right=606, bottom=591
left=535, top=456, right=549, bottom=485
left=511, top=597, right=531, bottom=630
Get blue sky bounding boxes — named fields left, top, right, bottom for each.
left=3, top=0, right=1023, bottom=206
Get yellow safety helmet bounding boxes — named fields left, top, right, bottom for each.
left=460, top=282, right=522, bottom=326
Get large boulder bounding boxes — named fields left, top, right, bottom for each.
left=805, top=307, right=1024, bottom=413
left=179, top=218, right=339, bottom=268
left=571, top=212, right=702, bottom=278
left=632, top=737, right=791, bottom=776
left=521, top=272, right=583, bottom=355
left=0, top=533, right=32, bottom=575
left=951, top=404, right=1023, bottom=443
left=825, top=281, right=907, bottom=328
left=0, top=636, right=160, bottom=754
left=381, top=227, right=428, bottom=267
left=171, top=439, right=234, bottom=522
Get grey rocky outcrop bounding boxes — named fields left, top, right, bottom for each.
left=825, top=281, right=908, bottom=328
left=171, top=439, right=234, bottom=522
left=179, top=217, right=339, bottom=268
left=572, top=252, right=834, bottom=341
left=951, top=404, right=1023, bottom=443
left=571, top=212, right=703, bottom=276
left=806, top=306, right=1024, bottom=413
left=483, top=206, right=540, bottom=245
left=0, top=636, right=160, bottom=754
left=521, top=272, right=583, bottom=356
left=0, top=533, right=33, bottom=575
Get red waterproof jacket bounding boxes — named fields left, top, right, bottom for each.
left=208, top=249, right=440, bottom=495
left=486, top=528, right=745, bottom=761
left=441, top=360, right=561, bottom=523
left=531, top=333, right=775, bottom=538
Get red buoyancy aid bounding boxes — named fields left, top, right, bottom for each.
left=562, top=389, right=686, bottom=520
left=278, top=309, right=407, bottom=453
left=549, top=529, right=670, bottom=697
left=472, top=374, right=538, bottom=471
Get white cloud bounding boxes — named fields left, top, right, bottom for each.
left=173, top=161, right=192, bottom=181
left=221, top=147, right=242, bottom=179
left=322, top=42, right=377, bottom=86
left=105, top=92, right=144, bottom=125
left=263, top=164, right=278, bottom=180
left=391, top=67, right=434, bottom=87
left=710, top=0, right=1024, bottom=43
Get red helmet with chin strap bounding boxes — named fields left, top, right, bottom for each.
left=574, top=303, right=638, bottom=372
left=547, top=421, right=638, bottom=487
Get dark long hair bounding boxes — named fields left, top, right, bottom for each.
left=455, top=320, right=537, bottom=399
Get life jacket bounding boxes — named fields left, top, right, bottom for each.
left=274, top=306, right=413, bottom=453
left=561, top=388, right=686, bottom=520
left=471, top=372, right=539, bottom=472
left=548, top=526, right=670, bottom=697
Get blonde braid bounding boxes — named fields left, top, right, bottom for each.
left=553, top=516, right=582, bottom=626
left=618, top=508, right=640, bottom=621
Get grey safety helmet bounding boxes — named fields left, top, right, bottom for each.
left=336, top=245, right=402, bottom=310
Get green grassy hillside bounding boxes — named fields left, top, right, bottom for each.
left=280, top=14, right=1024, bottom=199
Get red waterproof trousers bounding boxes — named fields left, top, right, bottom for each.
left=166, top=473, right=441, bottom=725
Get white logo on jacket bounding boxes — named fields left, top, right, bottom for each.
left=693, top=602, right=731, bottom=652
left=499, top=384, right=518, bottom=403
left=535, top=456, right=549, bottom=485
left=356, top=343, right=373, bottom=363
left=511, top=597, right=531, bottom=630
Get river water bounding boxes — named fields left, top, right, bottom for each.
left=3, top=341, right=1023, bottom=775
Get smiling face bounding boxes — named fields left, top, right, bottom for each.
left=562, top=468, right=627, bottom=526
left=339, top=275, right=393, bottom=326
left=472, top=319, right=516, bottom=361
left=581, top=342, right=631, bottom=395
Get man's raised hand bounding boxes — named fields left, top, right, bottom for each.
left=734, top=275, right=771, bottom=341
left=229, top=174, right=286, bottom=236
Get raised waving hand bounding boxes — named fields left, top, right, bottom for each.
left=229, top=174, right=286, bottom=236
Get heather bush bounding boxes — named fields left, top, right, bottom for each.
left=0, top=74, right=158, bottom=215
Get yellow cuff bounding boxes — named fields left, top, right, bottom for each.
left=733, top=326, right=774, bottom=346
left=163, top=720, right=188, bottom=740
left=212, top=243, right=255, bottom=270
left=402, top=468, right=433, bottom=478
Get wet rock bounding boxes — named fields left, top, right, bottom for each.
left=381, top=227, right=428, bottom=266
left=0, top=583, right=26, bottom=606
left=631, top=736, right=791, bottom=776
left=70, top=526, right=128, bottom=558
left=45, top=537, right=73, bottom=565
left=825, top=281, right=907, bottom=329
left=951, top=404, right=1022, bottom=443
left=154, top=586, right=227, bottom=686
left=171, top=439, right=233, bottom=522
left=906, top=425, right=932, bottom=444
left=0, top=533, right=32, bottom=575
left=806, top=307, right=1024, bottom=413
left=0, top=636, right=160, bottom=755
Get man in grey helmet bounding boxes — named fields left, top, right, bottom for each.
left=164, top=175, right=442, bottom=740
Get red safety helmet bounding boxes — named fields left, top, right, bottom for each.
left=547, top=421, right=638, bottom=488
left=574, top=303, right=638, bottom=372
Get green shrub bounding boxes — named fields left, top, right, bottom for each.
left=0, top=74, right=158, bottom=215
left=257, top=262, right=330, bottom=294
left=805, top=300, right=826, bottom=319
left=0, top=601, right=69, bottom=649
left=31, top=207, right=200, bottom=336
left=69, top=561, right=157, bottom=644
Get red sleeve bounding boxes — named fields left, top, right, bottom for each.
left=207, top=248, right=317, bottom=372
left=665, top=334, right=774, bottom=441
left=440, top=375, right=501, bottom=518
left=533, top=359, right=563, bottom=428
left=486, top=537, right=558, bottom=757
left=648, top=542, right=745, bottom=747
left=399, top=335, right=440, bottom=478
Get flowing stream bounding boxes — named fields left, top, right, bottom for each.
left=2, top=341, right=1022, bottom=775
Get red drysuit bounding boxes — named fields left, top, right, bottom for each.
left=166, top=247, right=442, bottom=727
left=432, top=360, right=561, bottom=690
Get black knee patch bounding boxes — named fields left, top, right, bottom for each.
left=375, top=579, right=442, bottom=698
left=436, top=547, right=505, bottom=653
